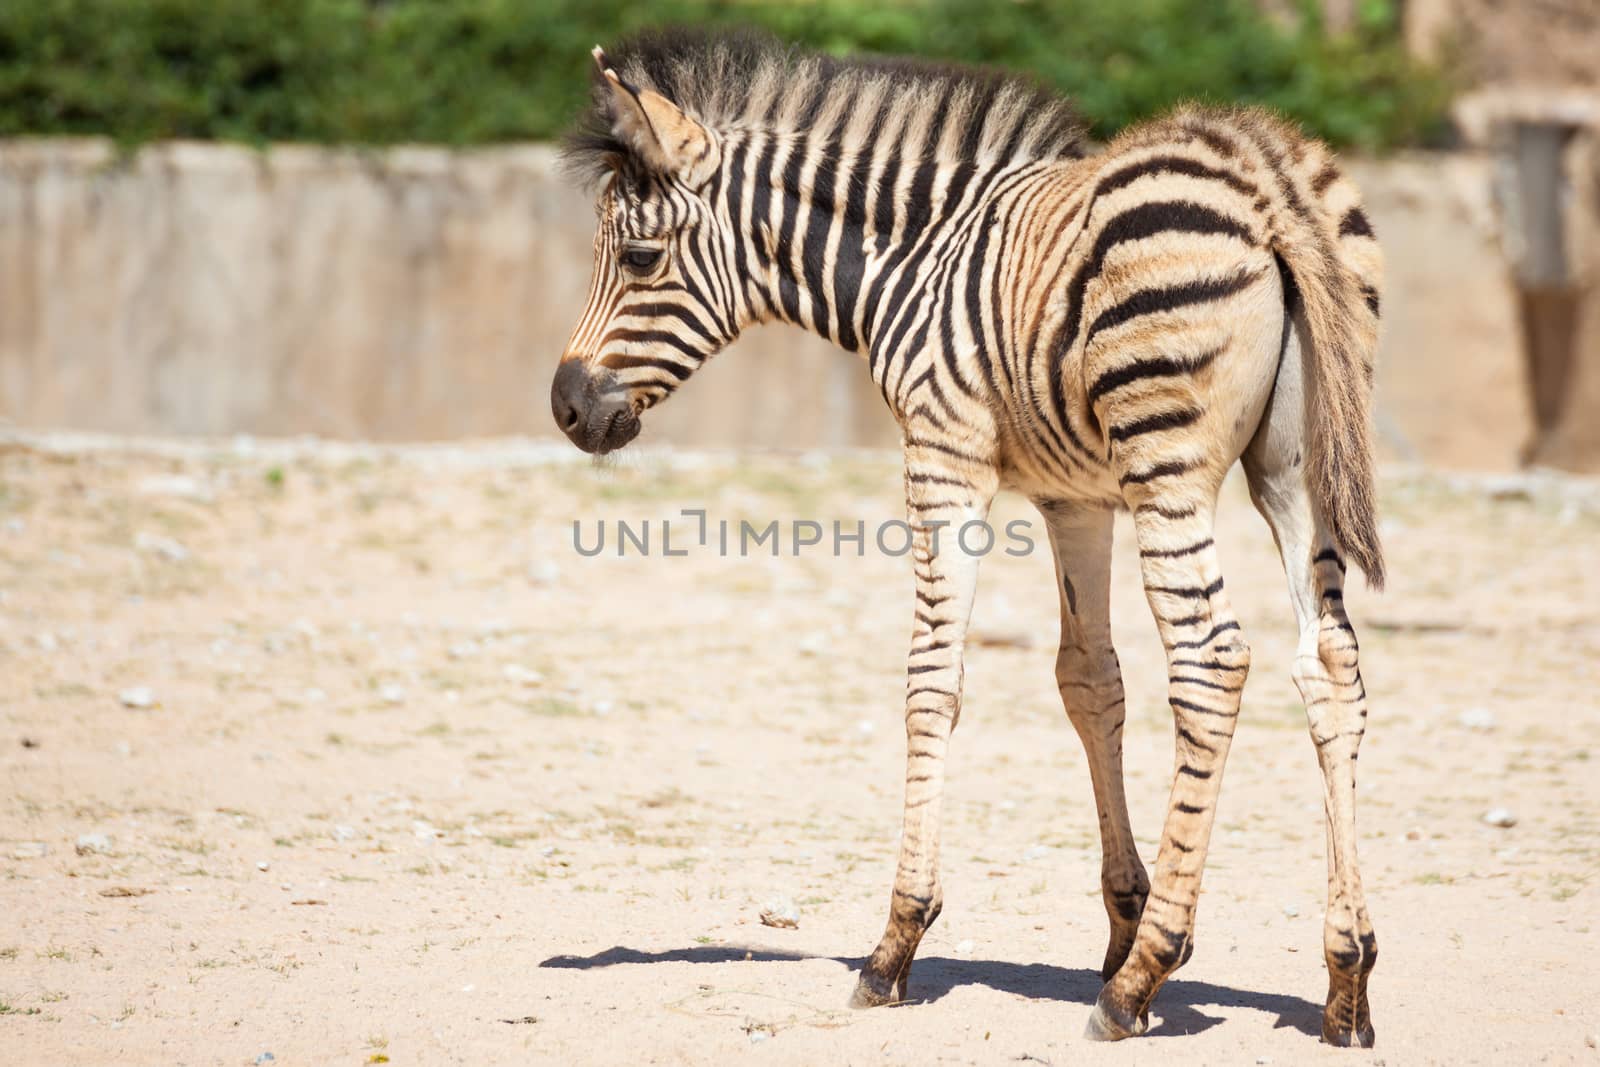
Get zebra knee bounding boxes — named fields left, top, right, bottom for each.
left=1055, top=643, right=1124, bottom=723
left=1292, top=614, right=1362, bottom=712
left=1170, top=625, right=1250, bottom=705
left=1211, top=627, right=1251, bottom=681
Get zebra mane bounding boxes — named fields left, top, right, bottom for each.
left=561, top=27, right=1086, bottom=188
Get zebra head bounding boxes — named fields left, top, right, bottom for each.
left=552, top=47, right=740, bottom=454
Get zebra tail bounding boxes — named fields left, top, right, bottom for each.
left=1267, top=150, right=1386, bottom=590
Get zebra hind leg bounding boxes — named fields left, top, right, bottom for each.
left=1244, top=386, right=1378, bottom=1047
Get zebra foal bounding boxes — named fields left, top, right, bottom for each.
left=552, top=29, right=1385, bottom=1047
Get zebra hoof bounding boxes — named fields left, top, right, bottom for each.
left=848, top=972, right=898, bottom=1009
left=1322, top=978, right=1375, bottom=1047
left=1322, top=1022, right=1376, bottom=1049
left=1083, top=994, right=1148, bottom=1041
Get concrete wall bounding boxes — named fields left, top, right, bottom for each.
left=0, top=139, right=1531, bottom=467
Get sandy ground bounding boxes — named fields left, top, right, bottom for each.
left=2, top=434, right=1599, bottom=1066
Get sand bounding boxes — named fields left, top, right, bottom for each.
left=2, top=434, right=1598, bottom=1065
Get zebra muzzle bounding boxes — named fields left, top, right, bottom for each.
left=551, top=359, right=640, bottom=454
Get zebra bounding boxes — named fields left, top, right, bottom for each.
left=551, top=29, right=1385, bottom=1048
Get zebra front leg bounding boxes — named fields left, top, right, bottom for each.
left=850, top=451, right=996, bottom=1008
left=1039, top=503, right=1150, bottom=982
left=1086, top=495, right=1249, bottom=1040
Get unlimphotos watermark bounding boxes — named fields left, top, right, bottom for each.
left=571, top=508, right=1039, bottom=558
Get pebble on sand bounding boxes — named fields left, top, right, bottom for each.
left=379, top=683, right=407, bottom=706
left=134, top=531, right=190, bottom=562
left=1482, top=808, right=1518, bottom=828
left=76, top=833, right=115, bottom=856
left=502, top=664, right=545, bottom=687
left=10, top=842, right=48, bottom=860
left=137, top=474, right=213, bottom=502
left=118, top=686, right=158, bottom=710
left=759, top=897, right=800, bottom=929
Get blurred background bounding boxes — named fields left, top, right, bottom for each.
left=1, top=0, right=1597, bottom=469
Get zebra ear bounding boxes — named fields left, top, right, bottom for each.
left=592, top=46, right=719, bottom=188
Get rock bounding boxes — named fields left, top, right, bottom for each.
left=1482, top=808, right=1518, bottom=828
left=1022, top=844, right=1052, bottom=862
left=1282, top=903, right=1299, bottom=918
left=255, top=1054, right=275, bottom=1065
left=379, top=683, right=406, bottom=706
left=331, top=824, right=360, bottom=843
left=1405, top=827, right=1424, bottom=841
left=955, top=939, right=975, bottom=956
left=759, top=897, right=799, bottom=929
left=118, top=686, right=158, bottom=710
left=1585, top=1032, right=1597, bottom=1049
left=137, top=474, right=213, bottom=503
left=412, top=820, right=441, bottom=842
left=75, top=833, right=114, bottom=856
left=10, top=842, right=48, bottom=860
left=448, top=640, right=482, bottom=660
left=256, top=860, right=271, bottom=872
left=502, top=664, right=544, bottom=687
left=748, top=1029, right=769, bottom=1045
left=1457, top=707, right=1497, bottom=732
left=134, top=531, right=190, bottom=562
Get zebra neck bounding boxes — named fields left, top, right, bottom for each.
left=731, top=130, right=1015, bottom=362
left=729, top=130, right=1017, bottom=375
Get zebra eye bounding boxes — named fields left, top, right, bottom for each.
left=620, top=247, right=664, bottom=274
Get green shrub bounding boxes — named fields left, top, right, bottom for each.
left=0, top=0, right=1451, bottom=150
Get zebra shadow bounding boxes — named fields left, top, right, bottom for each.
left=537, top=945, right=1323, bottom=1040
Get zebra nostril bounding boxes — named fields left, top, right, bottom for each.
left=551, top=360, right=591, bottom=439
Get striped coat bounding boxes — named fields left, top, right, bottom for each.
left=552, top=29, right=1384, bottom=1048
